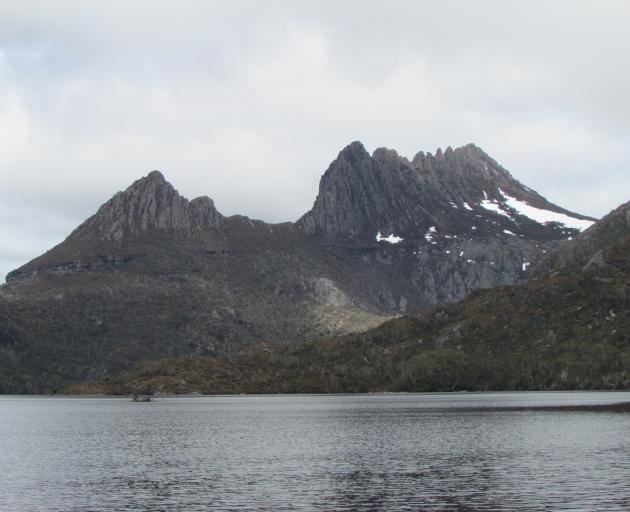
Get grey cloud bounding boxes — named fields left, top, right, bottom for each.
left=1, top=0, right=629, bottom=280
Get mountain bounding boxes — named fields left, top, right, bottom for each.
left=299, top=142, right=592, bottom=240
left=533, top=199, right=630, bottom=275
left=0, top=142, right=596, bottom=393
left=70, top=199, right=630, bottom=395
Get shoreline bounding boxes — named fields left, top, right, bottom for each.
left=2, top=392, right=630, bottom=412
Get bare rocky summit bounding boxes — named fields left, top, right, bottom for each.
left=298, top=142, right=590, bottom=239
left=71, top=170, right=224, bottom=242
left=0, top=141, right=598, bottom=392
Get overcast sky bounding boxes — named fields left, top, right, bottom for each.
left=1, top=1, right=629, bottom=281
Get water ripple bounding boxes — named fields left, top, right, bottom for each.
left=1, top=392, right=630, bottom=511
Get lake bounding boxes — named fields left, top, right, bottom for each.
left=1, top=392, right=630, bottom=511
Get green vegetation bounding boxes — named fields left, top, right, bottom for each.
left=67, top=201, right=630, bottom=396
left=69, top=258, right=630, bottom=394
left=68, top=203, right=630, bottom=395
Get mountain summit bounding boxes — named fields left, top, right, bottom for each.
left=70, top=170, right=223, bottom=243
left=298, top=142, right=594, bottom=240
left=0, top=141, right=600, bottom=392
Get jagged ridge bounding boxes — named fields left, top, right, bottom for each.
left=298, top=142, right=594, bottom=240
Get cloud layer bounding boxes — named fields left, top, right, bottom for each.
left=1, top=0, right=629, bottom=280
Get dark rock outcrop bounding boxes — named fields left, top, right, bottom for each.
left=298, top=142, right=593, bottom=240
left=70, top=170, right=224, bottom=242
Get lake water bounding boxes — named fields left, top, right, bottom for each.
left=1, top=392, right=630, bottom=511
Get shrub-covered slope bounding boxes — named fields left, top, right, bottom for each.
left=69, top=202, right=630, bottom=395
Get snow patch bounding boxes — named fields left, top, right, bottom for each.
left=501, top=189, right=594, bottom=231
left=522, top=261, right=531, bottom=272
left=479, top=188, right=595, bottom=231
left=376, top=232, right=403, bottom=244
left=462, top=202, right=473, bottom=211
left=480, top=197, right=511, bottom=218
left=503, top=229, right=516, bottom=236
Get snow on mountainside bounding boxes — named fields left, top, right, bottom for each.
left=480, top=188, right=595, bottom=232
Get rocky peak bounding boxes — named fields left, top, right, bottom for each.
left=146, top=169, right=166, bottom=182
left=411, top=143, right=519, bottom=203
left=298, top=141, right=596, bottom=241
left=68, top=171, right=223, bottom=242
left=297, top=142, right=406, bottom=237
left=339, top=140, right=371, bottom=164
left=372, top=147, right=408, bottom=165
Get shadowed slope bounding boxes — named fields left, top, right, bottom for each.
left=68, top=200, right=629, bottom=395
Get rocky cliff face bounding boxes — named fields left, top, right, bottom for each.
left=295, top=141, right=595, bottom=309
left=298, top=142, right=593, bottom=241
left=0, top=141, right=600, bottom=392
left=70, top=170, right=224, bottom=242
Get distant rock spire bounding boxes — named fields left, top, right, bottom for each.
left=68, top=170, right=223, bottom=242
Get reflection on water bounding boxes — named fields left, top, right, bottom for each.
left=1, top=392, right=630, bottom=511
